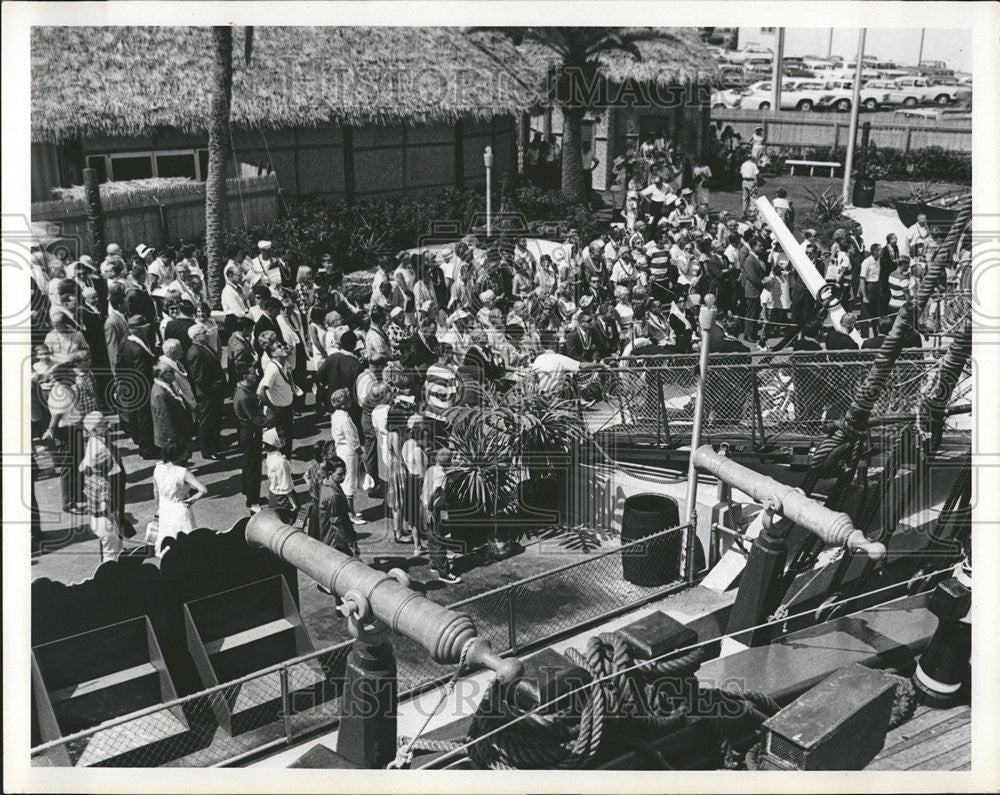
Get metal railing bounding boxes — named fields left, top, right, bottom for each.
left=584, top=347, right=970, bottom=455
left=31, top=524, right=690, bottom=768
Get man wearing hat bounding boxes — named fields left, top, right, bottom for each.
left=249, top=240, right=273, bottom=284
left=116, top=315, right=159, bottom=458
left=71, top=255, right=109, bottom=317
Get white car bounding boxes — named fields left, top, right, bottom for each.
left=876, top=76, right=968, bottom=106
left=738, top=79, right=831, bottom=111
left=814, top=79, right=890, bottom=111
left=711, top=87, right=746, bottom=109
left=723, top=46, right=773, bottom=65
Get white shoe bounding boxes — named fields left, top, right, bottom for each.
left=350, top=513, right=367, bottom=525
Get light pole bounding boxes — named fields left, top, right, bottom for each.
left=770, top=27, right=786, bottom=113
left=917, top=28, right=926, bottom=65
left=484, top=146, right=493, bottom=239
left=842, top=28, right=866, bottom=207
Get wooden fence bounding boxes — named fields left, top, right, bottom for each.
left=713, top=110, right=971, bottom=152
left=31, top=173, right=280, bottom=251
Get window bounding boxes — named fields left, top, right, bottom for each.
left=198, top=149, right=209, bottom=181
left=155, top=152, right=197, bottom=179
left=109, top=154, right=153, bottom=181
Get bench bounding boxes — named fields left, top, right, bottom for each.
left=787, top=159, right=841, bottom=177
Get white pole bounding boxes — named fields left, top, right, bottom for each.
left=917, top=28, right=926, bottom=64
left=684, top=294, right=717, bottom=581
left=827, top=28, right=834, bottom=58
left=841, top=28, right=866, bottom=207
left=772, top=28, right=785, bottom=113
left=755, top=196, right=864, bottom=343
left=484, top=146, right=493, bottom=238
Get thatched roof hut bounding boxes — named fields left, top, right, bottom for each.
left=31, top=26, right=537, bottom=143
left=31, top=26, right=716, bottom=143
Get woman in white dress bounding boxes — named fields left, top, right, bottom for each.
left=329, top=388, right=365, bottom=524
left=152, top=437, right=208, bottom=557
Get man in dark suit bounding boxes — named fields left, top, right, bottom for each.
left=825, top=312, right=861, bottom=351
left=123, top=261, right=158, bottom=347
left=252, top=297, right=282, bottom=355
left=185, top=325, right=227, bottom=460
left=408, top=319, right=438, bottom=373
left=150, top=363, right=194, bottom=456
left=564, top=301, right=597, bottom=362
left=705, top=314, right=751, bottom=424
left=116, top=315, right=159, bottom=458
left=232, top=364, right=267, bottom=510
left=738, top=236, right=766, bottom=341
left=879, top=234, right=900, bottom=315
left=226, top=316, right=257, bottom=390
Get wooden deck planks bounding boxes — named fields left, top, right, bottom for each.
left=867, top=704, right=970, bottom=770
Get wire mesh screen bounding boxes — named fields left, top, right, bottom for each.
left=31, top=526, right=689, bottom=768
left=587, top=348, right=966, bottom=452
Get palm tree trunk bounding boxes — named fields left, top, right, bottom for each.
left=205, top=26, right=233, bottom=308
left=560, top=107, right=588, bottom=205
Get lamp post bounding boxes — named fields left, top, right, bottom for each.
left=484, top=146, right=493, bottom=239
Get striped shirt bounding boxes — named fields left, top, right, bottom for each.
left=423, top=363, right=460, bottom=421
left=887, top=271, right=909, bottom=309
left=648, top=247, right=672, bottom=281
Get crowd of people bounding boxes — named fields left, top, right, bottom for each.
left=29, top=133, right=968, bottom=585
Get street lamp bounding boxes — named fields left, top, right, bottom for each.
left=484, top=146, right=493, bottom=238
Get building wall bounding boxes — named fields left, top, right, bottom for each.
left=529, top=82, right=713, bottom=192
left=34, top=115, right=517, bottom=204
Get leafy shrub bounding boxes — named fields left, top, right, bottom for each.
left=771, top=145, right=970, bottom=184
left=214, top=184, right=605, bottom=274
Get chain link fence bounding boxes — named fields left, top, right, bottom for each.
left=586, top=348, right=969, bottom=453
left=31, top=525, right=689, bottom=768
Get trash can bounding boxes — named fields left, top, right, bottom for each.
left=852, top=177, right=876, bottom=208
left=621, top=493, right=681, bottom=586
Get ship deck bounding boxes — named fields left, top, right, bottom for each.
left=866, top=703, right=971, bottom=771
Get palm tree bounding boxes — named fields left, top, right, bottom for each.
left=205, top=26, right=233, bottom=307
left=479, top=28, right=665, bottom=205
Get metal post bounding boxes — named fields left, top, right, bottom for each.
left=507, top=587, right=518, bottom=654
left=484, top=146, right=493, bottom=239
left=917, top=28, right=926, bottom=65
left=772, top=28, right=785, bottom=114
left=279, top=666, right=293, bottom=745
left=684, top=295, right=717, bottom=581
left=827, top=28, right=834, bottom=58
left=842, top=28, right=867, bottom=206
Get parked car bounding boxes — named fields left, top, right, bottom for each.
left=724, top=46, right=773, bottom=65
left=782, top=64, right=817, bottom=78
left=739, top=79, right=831, bottom=111
left=918, top=60, right=955, bottom=78
left=711, top=87, right=746, bottom=109
left=884, top=76, right=968, bottom=106
left=814, top=79, right=890, bottom=111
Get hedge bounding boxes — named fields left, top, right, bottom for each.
left=770, top=144, right=970, bottom=184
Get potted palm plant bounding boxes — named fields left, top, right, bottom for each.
left=446, top=374, right=591, bottom=557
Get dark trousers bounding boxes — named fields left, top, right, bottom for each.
left=53, top=425, right=85, bottom=510
left=743, top=296, right=760, bottom=339
left=196, top=393, right=224, bottom=456
left=125, top=405, right=156, bottom=458
left=239, top=426, right=263, bottom=506
left=425, top=510, right=457, bottom=574
left=790, top=295, right=813, bottom=329
left=861, top=283, right=882, bottom=337
left=361, top=409, right=378, bottom=481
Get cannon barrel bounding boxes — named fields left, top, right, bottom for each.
left=246, top=510, right=523, bottom=683
left=693, top=446, right=886, bottom=560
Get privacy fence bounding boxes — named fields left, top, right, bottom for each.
left=712, top=110, right=971, bottom=152
left=31, top=174, right=280, bottom=253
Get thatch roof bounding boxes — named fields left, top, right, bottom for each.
left=32, top=27, right=715, bottom=143
left=518, top=28, right=719, bottom=88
